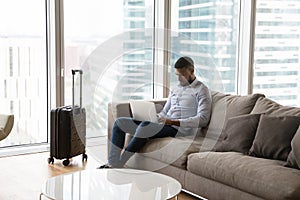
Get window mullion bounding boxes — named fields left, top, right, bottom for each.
left=153, top=0, right=171, bottom=99
left=54, top=0, right=65, bottom=106
left=237, top=0, right=257, bottom=95
left=163, top=0, right=171, bottom=98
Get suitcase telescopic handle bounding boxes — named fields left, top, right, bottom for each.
left=72, top=69, right=83, bottom=109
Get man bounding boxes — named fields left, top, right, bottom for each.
left=98, top=56, right=212, bottom=168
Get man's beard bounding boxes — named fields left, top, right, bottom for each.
left=179, top=76, right=194, bottom=86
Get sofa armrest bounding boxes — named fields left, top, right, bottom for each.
left=107, top=99, right=167, bottom=155
left=107, top=101, right=132, bottom=149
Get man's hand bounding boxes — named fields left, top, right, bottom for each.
left=158, top=117, right=180, bottom=126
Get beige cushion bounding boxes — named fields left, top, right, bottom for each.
left=137, top=136, right=213, bottom=169
left=251, top=97, right=300, bottom=116
left=0, top=128, right=4, bottom=139
left=0, top=114, right=14, bottom=141
left=187, top=152, right=300, bottom=200
left=214, top=114, right=261, bottom=154
left=249, top=115, right=300, bottom=161
left=204, top=91, right=264, bottom=142
left=286, top=125, right=300, bottom=169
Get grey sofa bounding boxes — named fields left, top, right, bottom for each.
left=107, top=91, right=300, bottom=200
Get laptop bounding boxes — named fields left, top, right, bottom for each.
left=129, top=100, right=158, bottom=123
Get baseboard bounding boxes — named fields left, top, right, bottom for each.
left=0, top=143, right=49, bottom=158
left=0, top=136, right=107, bottom=158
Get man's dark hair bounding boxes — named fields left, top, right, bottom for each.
left=174, top=56, right=194, bottom=69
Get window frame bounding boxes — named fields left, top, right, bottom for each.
left=0, top=0, right=50, bottom=151
left=3, top=0, right=292, bottom=151
left=53, top=0, right=257, bottom=103
left=237, top=0, right=257, bottom=95
left=166, top=0, right=257, bottom=96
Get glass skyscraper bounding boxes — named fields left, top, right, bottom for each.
left=170, top=0, right=239, bottom=93
left=253, top=0, right=300, bottom=106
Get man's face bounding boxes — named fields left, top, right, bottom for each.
left=175, top=67, right=193, bottom=86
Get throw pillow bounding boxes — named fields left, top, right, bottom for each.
left=214, top=114, right=261, bottom=154
left=285, top=125, right=300, bottom=169
left=251, top=97, right=300, bottom=116
left=204, top=92, right=264, bottom=140
left=249, top=115, right=300, bottom=161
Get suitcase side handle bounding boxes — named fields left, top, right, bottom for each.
left=72, top=69, right=83, bottom=109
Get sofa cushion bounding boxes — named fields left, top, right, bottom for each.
left=204, top=92, right=264, bottom=142
left=214, top=114, right=261, bottom=154
left=137, top=135, right=215, bottom=169
left=286, top=125, right=300, bottom=169
left=187, top=152, right=300, bottom=200
left=249, top=115, right=300, bottom=161
left=251, top=96, right=300, bottom=116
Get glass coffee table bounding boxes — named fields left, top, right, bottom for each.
left=40, top=168, right=182, bottom=200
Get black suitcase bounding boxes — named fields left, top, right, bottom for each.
left=48, top=69, right=87, bottom=166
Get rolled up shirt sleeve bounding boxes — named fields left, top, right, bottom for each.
left=178, top=86, right=212, bottom=128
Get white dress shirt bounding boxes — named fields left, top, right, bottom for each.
left=158, top=78, right=212, bottom=135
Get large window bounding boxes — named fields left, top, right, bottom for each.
left=253, top=0, right=300, bottom=106
left=64, top=0, right=154, bottom=137
left=0, top=0, right=48, bottom=147
left=170, top=0, right=240, bottom=93
left=1, top=0, right=299, bottom=151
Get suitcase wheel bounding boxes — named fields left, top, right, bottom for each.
left=82, top=153, right=88, bottom=162
left=48, top=157, right=54, bottom=164
left=62, top=159, right=70, bottom=166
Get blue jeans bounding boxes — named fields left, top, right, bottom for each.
left=108, top=117, right=178, bottom=167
